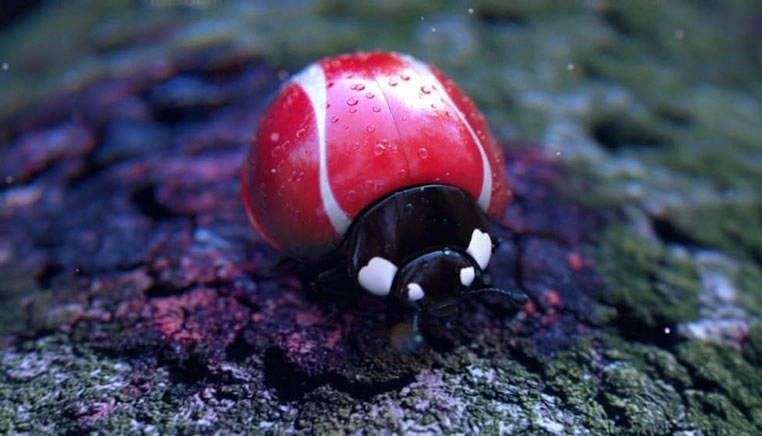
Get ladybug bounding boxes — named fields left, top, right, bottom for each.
left=241, top=52, right=526, bottom=350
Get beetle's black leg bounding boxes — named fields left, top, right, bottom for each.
left=314, top=265, right=347, bottom=285
left=307, top=265, right=356, bottom=300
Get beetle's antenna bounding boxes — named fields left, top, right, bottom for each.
left=462, top=287, right=528, bottom=306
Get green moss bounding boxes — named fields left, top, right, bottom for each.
left=608, top=337, right=692, bottom=391
left=540, top=334, right=762, bottom=435
left=0, top=264, right=40, bottom=336
left=734, top=263, right=762, bottom=317
left=662, top=142, right=762, bottom=190
left=602, top=362, right=683, bottom=436
left=472, top=0, right=581, bottom=19
left=677, top=341, right=762, bottom=430
left=684, top=391, right=758, bottom=436
left=582, top=337, right=687, bottom=435
left=664, top=201, right=762, bottom=264
left=543, top=340, right=614, bottom=433
left=596, top=224, right=701, bottom=328
left=743, top=322, right=762, bottom=366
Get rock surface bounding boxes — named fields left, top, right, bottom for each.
left=1, top=1, right=762, bottom=434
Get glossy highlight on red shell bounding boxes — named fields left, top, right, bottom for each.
left=241, top=51, right=511, bottom=259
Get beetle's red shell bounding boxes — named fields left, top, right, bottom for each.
left=241, top=52, right=510, bottom=259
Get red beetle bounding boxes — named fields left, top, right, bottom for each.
left=241, top=52, right=525, bottom=349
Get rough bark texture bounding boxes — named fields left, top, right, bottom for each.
left=2, top=1, right=762, bottom=434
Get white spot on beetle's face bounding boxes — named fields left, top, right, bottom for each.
left=460, top=266, right=475, bottom=287
left=466, top=229, right=492, bottom=270
left=358, top=256, right=398, bottom=297
left=407, top=282, right=425, bottom=301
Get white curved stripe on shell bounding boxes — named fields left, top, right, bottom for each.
left=407, top=282, right=425, bottom=301
left=292, top=64, right=352, bottom=234
left=459, top=266, right=476, bottom=287
left=466, top=229, right=492, bottom=270
left=358, top=256, right=399, bottom=297
left=400, top=53, right=493, bottom=212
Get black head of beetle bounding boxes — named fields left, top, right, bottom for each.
left=314, top=184, right=527, bottom=352
left=393, top=248, right=476, bottom=316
